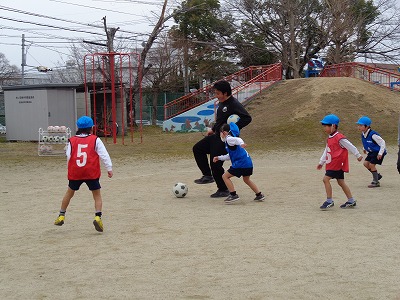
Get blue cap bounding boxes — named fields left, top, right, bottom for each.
left=229, top=122, right=240, bottom=137
left=356, top=116, right=371, bottom=126
left=320, top=114, right=340, bottom=125
left=76, top=116, right=94, bottom=129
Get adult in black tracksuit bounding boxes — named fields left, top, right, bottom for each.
left=193, top=80, right=252, bottom=198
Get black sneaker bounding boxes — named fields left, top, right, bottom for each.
left=194, top=175, right=215, bottom=184
left=224, top=194, right=240, bottom=204
left=210, top=189, right=230, bottom=198
left=320, top=201, right=334, bottom=210
left=254, top=193, right=265, bottom=202
left=378, top=173, right=382, bottom=181
left=340, top=201, right=356, bottom=208
left=368, top=182, right=380, bottom=188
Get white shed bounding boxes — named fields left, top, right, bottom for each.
left=4, top=84, right=79, bottom=141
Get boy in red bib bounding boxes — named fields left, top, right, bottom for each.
left=54, top=116, right=113, bottom=232
left=317, top=114, right=363, bottom=210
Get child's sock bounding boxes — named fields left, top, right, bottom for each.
left=256, top=192, right=262, bottom=197
left=326, top=198, right=333, bottom=203
left=59, top=210, right=66, bottom=216
left=347, top=197, right=355, bottom=203
left=230, top=191, right=237, bottom=196
left=95, top=211, right=102, bottom=218
left=371, top=171, right=379, bottom=182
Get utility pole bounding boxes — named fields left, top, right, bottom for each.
left=21, top=34, right=26, bottom=85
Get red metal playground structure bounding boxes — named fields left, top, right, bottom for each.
left=83, top=52, right=143, bottom=145
left=163, top=63, right=283, bottom=132
left=320, top=62, right=400, bottom=91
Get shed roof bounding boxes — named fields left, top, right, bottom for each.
left=2, top=83, right=81, bottom=91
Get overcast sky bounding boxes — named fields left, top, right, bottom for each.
left=0, top=0, right=178, bottom=71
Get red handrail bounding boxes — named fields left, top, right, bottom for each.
left=320, top=62, right=400, bottom=91
left=164, top=63, right=282, bottom=120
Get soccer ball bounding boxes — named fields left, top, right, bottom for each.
left=172, top=182, right=188, bottom=198
left=60, top=136, right=67, bottom=143
left=59, top=126, right=67, bottom=133
left=53, top=136, right=60, bottom=143
left=53, top=126, right=60, bottom=132
left=48, top=136, right=54, bottom=143
left=39, top=145, right=47, bottom=153
left=42, top=135, right=49, bottom=142
left=227, top=114, right=240, bottom=124
left=47, top=126, right=54, bottom=132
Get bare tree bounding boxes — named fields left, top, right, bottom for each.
left=354, top=0, right=400, bottom=63
left=145, top=33, right=183, bottom=125
left=226, top=0, right=329, bottom=78
left=0, top=52, right=20, bottom=86
left=324, top=0, right=381, bottom=64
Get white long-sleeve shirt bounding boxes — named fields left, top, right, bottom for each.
left=217, top=136, right=245, bottom=161
left=319, top=138, right=362, bottom=166
left=362, top=129, right=386, bottom=156
left=66, top=134, right=112, bottom=171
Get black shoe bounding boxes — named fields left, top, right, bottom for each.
left=210, top=189, right=230, bottom=198
left=224, top=194, right=240, bottom=204
left=378, top=173, right=382, bottom=181
left=340, top=201, right=356, bottom=208
left=194, top=175, right=215, bottom=184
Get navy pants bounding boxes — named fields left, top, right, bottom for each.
left=193, top=134, right=228, bottom=191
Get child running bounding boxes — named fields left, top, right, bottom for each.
left=54, top=116, right=113, bottom=232
left=317, top=114, right=363, bottom=210
left=356, top=116, right=387, bottom=188
left=212, top=122, right=265, bottom=205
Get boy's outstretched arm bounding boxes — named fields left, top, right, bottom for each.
left=339, top=139, right=363, bottom=161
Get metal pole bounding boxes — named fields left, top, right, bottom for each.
left=109, top=53, right=117, bottom=144
left=21, top=34, right=25, bottom=85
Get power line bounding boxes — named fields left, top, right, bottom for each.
left=0, top=16, right=104, bottom=36
left=48, top=0, right=148, bottom=17
left=0, top=5, right=152, bottom=36
left=0, top=5, right=103, bottom=29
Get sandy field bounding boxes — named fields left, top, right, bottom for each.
left=1, top=147, right=400, bottom=300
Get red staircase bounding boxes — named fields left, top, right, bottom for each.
left=164, top=63, right=282, bottom=120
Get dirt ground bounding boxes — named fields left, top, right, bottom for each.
left=1, top=147, right=400, bottom=300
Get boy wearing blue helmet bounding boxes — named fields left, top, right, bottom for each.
left=356, top=116, right=387, bottom=188
left=54, top=116, right=113, bottom=232
left=317, top=114, right=363, bottom=210
left=213, top=122, right=265, bottom=205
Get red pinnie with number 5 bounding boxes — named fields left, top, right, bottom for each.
left=53, top=116, right=113, bottom=232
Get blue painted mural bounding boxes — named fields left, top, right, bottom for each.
left=163, top=99, right=217, bottom=133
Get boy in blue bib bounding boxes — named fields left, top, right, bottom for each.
left=213, top=122, right=265, bottom=204
left=356, top=116, right=387, bottom=188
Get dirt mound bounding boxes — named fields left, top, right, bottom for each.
left=244, top=77, right=399, bottom=150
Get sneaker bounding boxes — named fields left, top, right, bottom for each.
left=368, top=182, right=380, bottom=188
left=194, top=175, right=215, bottom=184
left=210, top=189, right=230, bottom=198
left=320, top=201, right=334, bottom=210
left=340, top=201, right=357, bottom=208
left=93, top=216, right=104, bottom=232
left=224, top=194, right=240, bottom=204
left=54, top=215, right=65, bottom=226
left=254, top=193, right=265, bottom=202
left=378, top=173, right=382, bottom=181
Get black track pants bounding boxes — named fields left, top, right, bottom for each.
left=193, top=134, right=228, bottom=190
